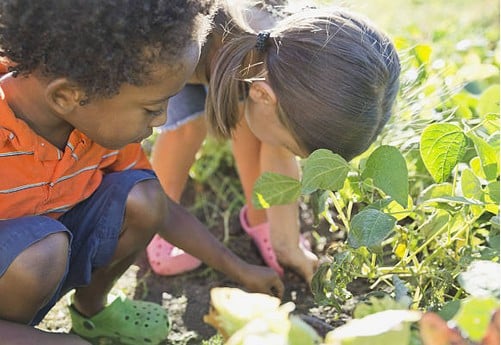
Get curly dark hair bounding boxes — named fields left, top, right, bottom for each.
left=0, top=0, right=216, bottom=98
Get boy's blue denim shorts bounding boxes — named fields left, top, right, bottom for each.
left=0, top=169, right=156, bottom=325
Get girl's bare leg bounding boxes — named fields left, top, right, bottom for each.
left=151, top=116, right=207, bottom=202
left=260, top=143, right=318, bottom=283
left=232, top=119, right=318, bottom=283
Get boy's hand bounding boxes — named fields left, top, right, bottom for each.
left=238, top=263, right=284, bottom=299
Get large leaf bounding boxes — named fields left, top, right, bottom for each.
left=252, top=172, right=301, bottom=209
left=361, top=146, right=409, bottom=207
left=301, top=149, right=350, bottom=194
left=348, top=209, right=396, bottom=249
left=420, top=123, right=467, bottom=183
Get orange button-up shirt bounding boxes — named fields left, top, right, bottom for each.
left=0, top=87, right=152, bottom=220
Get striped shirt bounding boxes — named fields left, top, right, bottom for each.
left=0, top=86, right=152, bottom=220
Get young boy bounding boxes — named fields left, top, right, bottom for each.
left=0, top=1, right=284, bottom=344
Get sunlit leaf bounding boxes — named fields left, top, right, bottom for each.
left=301, top=149, right=350, bottom=194
left=470, top=156, right=487, bottom=180
left=417, top=210, right=450, bottom=239
left=453, top=297, right=500, bottom=342
left=467, top=133, right=500, bottom=181
left=460, top=169, right=485, bottom=219
left=348, top=209, right=396, bottom=249
left=483, top=113, right=500, bottom=135
left=288, top=316, right=322, bottom=345
left=420, top=124, right=467, bottom=183
left=252, top=172, right=301, bottom=209
left=382, top=197, right=414, bottom=221
left=457, top=63, right=499, bottom=82
left=424, top=196, right=484, bottom=206
left=477, top=85, right=500, bottom=117
left=361, top=146, right=409, bottom=207
left=461, top=169, right=482, bottom=200
left=487, top=181, right=500, bottom=204
left=414, top=44, right=432, bottom=64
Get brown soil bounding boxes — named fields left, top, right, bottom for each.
left=37, top=178, right=362, bottom=345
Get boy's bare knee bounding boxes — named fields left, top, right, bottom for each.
left=125, top=179, right=167, bottom=233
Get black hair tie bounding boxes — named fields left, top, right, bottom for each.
left=255, top=31, right=270, bottom=52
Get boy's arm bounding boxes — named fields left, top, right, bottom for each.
left=159, top=195, right=284, bottom=298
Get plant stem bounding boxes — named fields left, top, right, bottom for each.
left=329, top=191, right=351, bottom=231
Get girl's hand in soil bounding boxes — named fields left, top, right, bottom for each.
left=236, top=263, right=284, bottom=299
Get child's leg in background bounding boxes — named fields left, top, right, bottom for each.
left=146, top=84, right=207, bottom=276
left=151, top=116, right=207, bottom=203
left=151, top=84, right=208, bottom=203
left=231, top=118, right=267, bottom=227
left=260, top=143, right=318, bottom=283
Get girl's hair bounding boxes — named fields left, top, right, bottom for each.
left=206, top=6, right=401, bottom=161
left=0, top=0, right=216, bottom=99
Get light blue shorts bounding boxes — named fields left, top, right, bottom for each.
left=161, top=84, right=207, bottom=131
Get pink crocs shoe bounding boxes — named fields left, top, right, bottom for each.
left=239, top=206, right=284, bottom=276
left=146, top=234, right=202, bottom=276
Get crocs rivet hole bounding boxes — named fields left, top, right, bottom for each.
left=83, top=320, right=95, bottom=330
left=145, top=338, right=152, bottom=343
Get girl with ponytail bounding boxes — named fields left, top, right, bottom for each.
left=148, top=0, right=401, bottom=284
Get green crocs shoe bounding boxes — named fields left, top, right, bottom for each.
left=69, top=295, right=170, bottom=345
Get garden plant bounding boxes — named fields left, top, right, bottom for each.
left=201, top=0, right=500, bottom=343
left=37, top=0, right=499, bottom=344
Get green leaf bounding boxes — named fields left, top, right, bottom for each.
left=487, top=181, right=500, bottom=204
left=453, top=297, right=500, bottom=342
left=477, top=84, right=500, bottom=117
left=424, top=196, right=484, bottom=206
left=437, top=300, right=461, bottom=321
left=361, top=146, right=409, bottom=207
left=483, top=113, right=500, bottom=135
left=288, top=315, right=323, bottom=345
left=458, top=260, right=500, bottom=298
left=420, top=123, right=467, bottom=183
left=461, top=168, right=483, bottom=200
left=467, top=133, right=500, bottom=181
left=417, top=210, right=450, bottom=239
left=348, top=209, right=396, bottom=249
left=414, top=44, right=432, bottom=64
left=252, top=172, right=301, bottom=209
left=309, top=190, right=330, bottom=227
left=301, top=149, right=350, bottom=194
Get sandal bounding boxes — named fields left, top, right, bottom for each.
left=69, top=295, right=170, bottom=345
left=146, top=234, right=202, bottom=276
left=239, top=206, right=284, bottom=276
